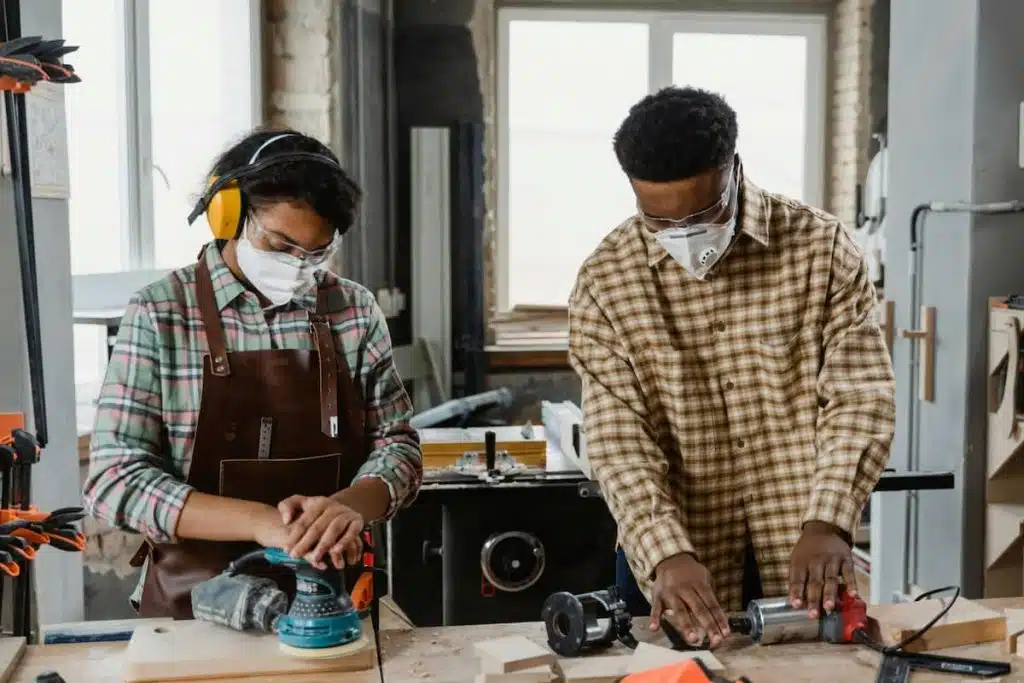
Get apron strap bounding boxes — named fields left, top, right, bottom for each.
left=310, top=285, right=365, bottom=452
left=196, top=249, right=231, bottom=377
left=310, top=314, right=341, bottom=439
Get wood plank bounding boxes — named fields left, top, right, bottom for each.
left=628, top=642, right=724, bottom=672
left=473, top=635, right=556, bottom=674
left=122, top=620, right=374, bottom=682
left=0, top=638, right=24, bottom=683
left=867, top=597, right=1006, bottom=653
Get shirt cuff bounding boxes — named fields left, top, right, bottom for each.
left=802, top=489, right=863, bottom=539
left=351, top=473, right=399, bottom=521
left=156, top=481, right=196, bottom=544
left=631, top=516, right=696, bottom=582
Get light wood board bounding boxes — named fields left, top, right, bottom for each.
left=0, top=638, right=24, bottom=683
left=867, top=597, right=1006, bottom=653
left=122, top=619, right=375, bottom=682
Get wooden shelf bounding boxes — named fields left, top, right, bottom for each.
left=985, top=299, right=1024, bottom=597
left=485, top=346, right=570, bottom=371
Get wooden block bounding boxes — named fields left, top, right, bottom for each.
left=867, top=598, right=1006, bottom=653
left=122, top=619, right=375, bottom=682
left=474, top=636, right=556, bottom=674
left=556, top=655, right=631, bottom=683
left=1003, top=608, right=1024, bottom=654
left=628, top=642, right=725, bottom=673
left=475, top=664, right=554, bottom=683
left=0, top=637, right=25, bottom=683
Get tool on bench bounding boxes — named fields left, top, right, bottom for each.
left=224, top=547, right=364, bottom=658
left=542, top=587, right=638, bottom=656
left=617, top=660, right=752, bottom=683
left=723, top=586, right=1008, bottom=680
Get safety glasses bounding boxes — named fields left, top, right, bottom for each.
left=246, top=215, right=341, bottom=265
left=639, top=165, right=738, bottom=232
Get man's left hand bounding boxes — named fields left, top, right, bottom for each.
left=278, top=495, right=364, bottom=570
left=788, top=521, right=858, bottom=619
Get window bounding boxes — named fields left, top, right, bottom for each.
left=497, top=9, right=826, bottom=310
left=62, top=0, right=261, bottom=414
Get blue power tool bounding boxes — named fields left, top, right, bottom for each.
left=225, top=547, right=364, bottom=658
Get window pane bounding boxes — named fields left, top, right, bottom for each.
left=62, top=0, right=129, bottom=275
left=672, top=32, right=808, bottom=201
left=505, top=20, right=648, bottom=309
left=149, top=1, right=258, bottom=269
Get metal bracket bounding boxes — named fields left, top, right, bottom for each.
left=901, top=305, right=937, bottom=402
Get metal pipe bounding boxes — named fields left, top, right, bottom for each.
left=903, top=198, right=1024, bottom=592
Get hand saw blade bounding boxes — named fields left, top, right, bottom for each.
left=875, top=654, right=911, bottom=683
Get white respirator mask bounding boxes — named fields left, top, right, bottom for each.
left=235, top=221, right=329, bottom=307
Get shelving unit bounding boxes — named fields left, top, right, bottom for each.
left=985, top=298, right=1024, bottom=597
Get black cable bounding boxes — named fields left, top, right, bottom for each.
left=852, top=585, right=960, bottom=654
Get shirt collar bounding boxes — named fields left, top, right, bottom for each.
left=641, top=168, right=771, bottom=268
left=203, top=242, right=328, bottom=312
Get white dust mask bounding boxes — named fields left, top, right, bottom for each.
left=654, top=219, right=737, bottom=280
left=235, top=228, right=320, bottom=307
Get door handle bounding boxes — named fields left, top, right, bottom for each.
left=901, top=306, right=937, bottom=402
left=879, top=299, right=896, bottom=355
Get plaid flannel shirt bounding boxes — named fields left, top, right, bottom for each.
left=83, top=244, right=423, bottom=546
left=568, top=176, right=895, bottom=611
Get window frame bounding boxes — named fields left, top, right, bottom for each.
left=70, top=0, right=263, bottom=400
left=495, top=6, right=828, bottom=313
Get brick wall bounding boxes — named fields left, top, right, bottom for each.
left=829, top=0, right=875, bottom=227
left=263, top=0, right=340, bottom=143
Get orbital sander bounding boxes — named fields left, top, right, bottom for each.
left=225, top=547, right=364, bottom=659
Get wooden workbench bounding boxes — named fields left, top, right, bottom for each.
left=10, top=599, right=1024, bottom=683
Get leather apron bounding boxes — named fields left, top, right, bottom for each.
left=132, top=248, right=368, bottom=619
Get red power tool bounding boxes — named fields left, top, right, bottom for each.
left=728, top=589, right=867, bottom=645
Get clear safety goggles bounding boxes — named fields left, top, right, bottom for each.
left=639, top=165, right=738, bottom=232
left=246, top=215, right=341, bottom=266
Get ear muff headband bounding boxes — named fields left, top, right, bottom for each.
left=188, top=133, right=349, bottom=239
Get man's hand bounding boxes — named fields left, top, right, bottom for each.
left=278, top=495, right=364, bottom=570
left=650, top=553, right=730, bottom=648
left=788, top=521, right=858, bottom=619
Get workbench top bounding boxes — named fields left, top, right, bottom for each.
left=11, top=598, right=1024, bottom=683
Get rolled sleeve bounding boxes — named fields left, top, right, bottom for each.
left=803, top=227, right=896, bottom=538
left=82, top=297, right=194, bottom=543
left=569, top=275, right=692, bottom=586
left=352, top=299, right=423, bottom=520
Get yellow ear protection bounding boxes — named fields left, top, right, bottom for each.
left=186, top=132, right=348, bottom=239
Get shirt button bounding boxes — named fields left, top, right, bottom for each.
left=736, top=438, right=746, bottom=449
left=724, top=380, right=734, bottom=390
left=715, top=321, right=726, bottom=332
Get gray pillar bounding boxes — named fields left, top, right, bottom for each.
left=874, top=0, right=1024, bottom=602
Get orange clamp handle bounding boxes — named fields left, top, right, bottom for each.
left=350, top=572, right=374, bottom=613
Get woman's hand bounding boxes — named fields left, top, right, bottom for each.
left=278, top=495, right=364, bottom=570
left=250, top=504, right=291, bottom=550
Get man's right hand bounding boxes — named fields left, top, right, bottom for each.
left=650, top=553, right=730, bottom=648
left=250, top=505, right=290, bottom=550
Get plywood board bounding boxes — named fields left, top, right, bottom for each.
left=474, top=635, right=556, bottom=674
left=556, top=655, right=631, bottom=683
left=475, top=665, right=554, bottom=683
left=628, top=642, right=724, bottom=672
left=122, top=619, right=375, bottom=682
left=867, top=598, right=1006, bottom=653
left=0, top=637, right=25, bottom=683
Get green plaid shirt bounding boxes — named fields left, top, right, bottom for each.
left=83, top=244, right=423, bottom=546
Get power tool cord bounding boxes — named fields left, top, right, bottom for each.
left=852, top=585, right=960, bottom=654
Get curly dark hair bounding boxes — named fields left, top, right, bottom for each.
left=209, top=127, right=362, bottom=236
left=613, top=87, right=738, bottom=183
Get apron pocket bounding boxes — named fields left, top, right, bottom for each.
left=219, top=453, right=344, bottom=507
